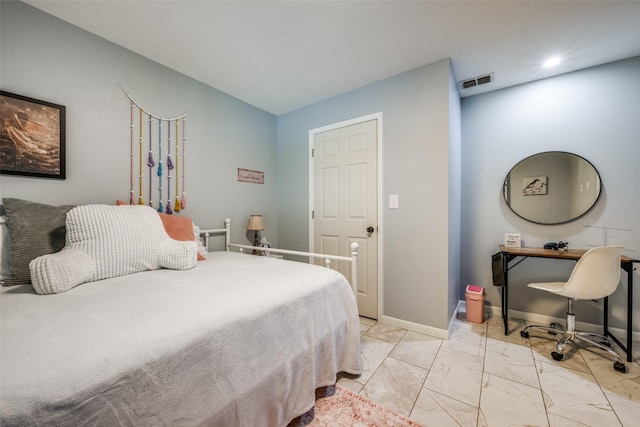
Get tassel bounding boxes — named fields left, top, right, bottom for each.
left=174, top=198, right=181, bottom=213
left=138, top=196, right=144, bottom=205
left=166, top=203, right=173, bottom=215
left=167, top=155, right=174, bottom=170
left=129, top=192, right=134, bottom=205
left=181, top=194, right=186, bottom=209
left=158, top=201, right=163, bottom=213
left=157, top=162, right=163, bottom=177
left=147, top=151, right=155, bottom=168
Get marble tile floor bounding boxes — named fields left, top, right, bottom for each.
left=337, top=313, right=640, bottom=426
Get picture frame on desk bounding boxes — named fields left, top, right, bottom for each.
left=504, top=233, right=521, bottom=248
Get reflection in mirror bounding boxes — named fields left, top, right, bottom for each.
left=503, top=152, right=601, bottom=225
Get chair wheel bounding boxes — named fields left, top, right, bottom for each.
left=614, top=361, right=627, bottom=373
left=520, top=330, right=529, bottom=338
left=551, top=351, right=564, bottom=361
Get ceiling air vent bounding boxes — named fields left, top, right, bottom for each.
left=462, top=79, right=477, bottom=89
left=459, top=73, right=494, bottom=91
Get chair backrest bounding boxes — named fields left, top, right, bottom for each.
left=560, top=246, right=624, bottom=300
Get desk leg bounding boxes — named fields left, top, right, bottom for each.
left=603, top=296, right=608, bottom=338
left=627, top=266, right=633, bottom=362
left=605, top=263, right=634, bottom=362
left=502, top=253, right=509, bottom=335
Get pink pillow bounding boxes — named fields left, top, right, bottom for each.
left=159, top=213, right=205, bottom=261
left=116, top=200, right=205, bottom=260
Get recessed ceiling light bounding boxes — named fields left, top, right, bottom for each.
left=543, top=57, right=561, bottom=68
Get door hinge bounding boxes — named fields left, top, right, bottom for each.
left=311, top=148, right=314, bottom=157
left=312, top=210, right=315, bottom=219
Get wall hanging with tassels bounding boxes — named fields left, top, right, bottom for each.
left=121, top=86, right=188, bottom=214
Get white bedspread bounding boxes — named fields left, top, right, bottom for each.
left=0, top=252, right=361, bottom=426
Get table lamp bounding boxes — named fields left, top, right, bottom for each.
left=247, top=214, right=264, bottom=255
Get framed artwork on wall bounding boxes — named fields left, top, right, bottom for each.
left=522, top=176, right=547, bottom=195
left=0, top=91, right=66, bottom=179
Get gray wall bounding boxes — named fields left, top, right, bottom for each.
left=4, top=1, right=637, bottom=335
left=448, top=62, right=462, bottom=327
left=0, top=1, right=278, bottom=247
left=277, top=59, right=461, bottom=330
left=461, top=56, right=640, bottom=332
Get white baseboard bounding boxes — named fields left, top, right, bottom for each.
left=378, top=301, right=639, bottom=344
left=380, top=314, right=450, bottom=340
left=450, top=300, right=464, bottom=338
left=461, top=300, right=640, bottom=342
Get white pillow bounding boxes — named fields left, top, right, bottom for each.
left=30, top=205, right=198, bottom=294
left=29, top=249, right=96, bottom=294
left=192, top=222, right=208, bottom=258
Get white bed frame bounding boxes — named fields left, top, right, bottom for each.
left=199, top=218, right=360, bottom=298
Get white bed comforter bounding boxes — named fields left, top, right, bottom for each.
left=0, top=252, right=361, bottom=426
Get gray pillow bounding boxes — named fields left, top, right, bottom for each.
left=2, top=198, right=74, bottom=286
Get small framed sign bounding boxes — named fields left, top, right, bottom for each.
left=237, top=168, right=264, bottom=184
left=504, top=233, right=521, bottom=248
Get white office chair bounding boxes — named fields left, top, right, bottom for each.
left=520, top=246, right=627, bottom=373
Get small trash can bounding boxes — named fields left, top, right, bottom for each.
left=465, top=285, right=485, bottom=324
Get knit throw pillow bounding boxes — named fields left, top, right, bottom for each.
left=1, top=198, right=74, bottom=286
left=30, top=204, right=197, bottom=294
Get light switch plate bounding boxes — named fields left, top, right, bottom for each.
left=389, top=194, right=399, bottom=209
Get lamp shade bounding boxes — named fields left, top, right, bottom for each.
left=247, top=214, right=264, bottom=231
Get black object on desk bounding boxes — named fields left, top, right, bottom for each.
left=495, top=246, right=638, bottom=362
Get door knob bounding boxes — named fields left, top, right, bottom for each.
left=366, top=226, right=375, bottom=233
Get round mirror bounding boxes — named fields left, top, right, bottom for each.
left=503, top=151, right=601, bottom=225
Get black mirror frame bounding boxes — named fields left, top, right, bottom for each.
left=503, top=151, right=602, bottom=225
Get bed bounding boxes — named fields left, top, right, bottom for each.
left=0, top=202, right=362, bottom=426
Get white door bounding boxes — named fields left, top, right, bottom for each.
left=312, top=118, right=378, bottom=318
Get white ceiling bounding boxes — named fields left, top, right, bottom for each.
left=25, top=0, right=640, bottom=115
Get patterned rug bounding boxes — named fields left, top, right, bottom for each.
left=287, top=384, right=421, bottom=427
